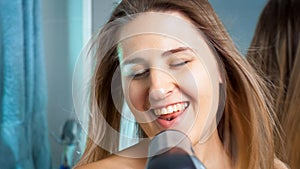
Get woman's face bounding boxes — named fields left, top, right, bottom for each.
left=118, top=12, right=220, bottom=144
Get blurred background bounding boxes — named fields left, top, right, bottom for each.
left=0, top=0, right=267, bottom=168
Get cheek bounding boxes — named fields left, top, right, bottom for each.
left=173, top=65, right=214, bottom=140
left=189, top=65, right=214, bottom=117
left=174, top=64, right=212, bottom=101
left=124, top=80, right=149, bottom=112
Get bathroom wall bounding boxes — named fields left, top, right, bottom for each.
left=209, top=0, right=267, bottom=54
left=42, top=0, right=82, bottom=168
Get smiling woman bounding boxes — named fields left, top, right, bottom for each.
left=118, top=15, right=220, bottom=144
left=74, top=0, right=287, bottom=169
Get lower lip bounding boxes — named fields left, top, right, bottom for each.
left=156, top=108, right=187, bottom=128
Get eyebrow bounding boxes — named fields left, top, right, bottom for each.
left=121, top=46, right=192, bottom=66
left=121, top=57, right=146, bottom=66
left=162, top=46, right=193, bottom=57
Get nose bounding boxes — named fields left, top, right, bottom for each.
left=148, top=68, right=175, bottom=102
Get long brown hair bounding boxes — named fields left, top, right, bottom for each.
left=247, top=0, right=300, bottom=168
left=77, top=0, right=280, bottom=168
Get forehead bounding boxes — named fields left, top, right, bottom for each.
left=117, top=12, right=207, bottom=59
left=119, top=34, right=186, bottom=59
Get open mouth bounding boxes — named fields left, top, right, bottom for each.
left=151, top=102, right=189, bottom=123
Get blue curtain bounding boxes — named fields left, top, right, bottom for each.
left=0, top=0, right=51, bottom=169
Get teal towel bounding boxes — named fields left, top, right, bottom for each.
left=0, top=0, right=51, bottom=168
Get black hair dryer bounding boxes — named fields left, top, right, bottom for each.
left=145, top=130, right=206, bottom=169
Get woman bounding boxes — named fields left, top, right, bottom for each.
left=247, top=0, right=300, bottom=168
left=75, top=0, right=286, bottom=168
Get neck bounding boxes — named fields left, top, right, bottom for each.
left=193, top=130, right=232, bottom=169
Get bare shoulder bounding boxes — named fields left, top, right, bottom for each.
left=75, top=141, right=149, bottom=169
left=274, top=158, right=290, bottom=169
left=74, top=155, right=119, bottom=169
left=74, top=154, right=146, bottom=169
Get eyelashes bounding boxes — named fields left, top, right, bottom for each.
left=127, top=59, right=191, bottom=80
left=169, top=60, right=191, bottom=67
left=129, top=69, right=150, bottom=79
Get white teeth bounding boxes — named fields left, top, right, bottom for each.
left=173, top=105, right=178, bottom=112
left=167, top=106, right=173, bottom=113
left=161, top=108, right=167, bottom=115
left=153, top=102, right=189, bottom=116
left=155, top=109, right=161, bottom=115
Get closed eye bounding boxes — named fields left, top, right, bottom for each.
left=129, top=69, right=149, bottom=79
left=169, top=60, right=190, bottom=67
